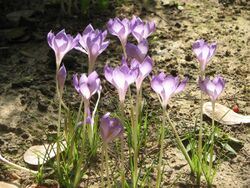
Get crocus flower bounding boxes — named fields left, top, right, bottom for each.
left=130, top=15, right=156, bottom=43
left=47, top=29, right=79, bottom=69
left=192, top=39, right=217, bottom=72
left=73, top=71, right=101, bottom=100
left=199, top=75, right=225, bottom=101
left=126, top=39, right=148, bottom=62
left=104, top=58, right=138, bottom=103
left=57, top=64, right=67, bottom=95
left=100, top=113, right=124, bottom=143
left=75, top=24, right=109, bottom=73
left=151, top=73, right=188, bottom=108
left=107, top=18, right=131, bottom=48
left=131, top=56, right=153, bottom=91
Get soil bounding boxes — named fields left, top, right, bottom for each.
left=0, top=0, right=249, bottom=187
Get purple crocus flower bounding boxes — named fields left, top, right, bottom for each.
left=47, top=29, right=79, bottom=69
left=130, top=15, right=156, bottom=43
left=192, top=39, right=217, bottom=72
left=73, top=71, right=101, bottom=100
left=199, top=75, right=225, bottom=101
left=100, top=113, right=124, bottom=143
left=104, top=58, right=138, bottom=103
left=75, top=24, right=109, bottom=73
left=126, top=39, right=148, bottom=62
left=57, top=64, right=67, bottom=94
left=107, top=18, right=131, bottom=49
left=151, top=73, right=188, bottom=108
left=131, top=56, right=153, bottom=91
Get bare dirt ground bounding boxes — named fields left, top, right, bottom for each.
left=0, top=0, right=249, bottom=187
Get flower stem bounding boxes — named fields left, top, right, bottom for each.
left=156, top=107, right=166, bottom=188
left=166, top=112, right=194, bottom=172
left=119, top=102, right=126, bottom=188
left=101, top=143, right=105, bottom=188
left=197, top=70, right=204, bottom=183
left=56, top=74, right=62, bottom=176
left=76, top=97, right=84, bottom=124
left=122, top=43, right=127, bottom=60
left=104, top=143, right=111, bottom=188
left=128, top=88, right=138, bottom=188
left=73, top=100, right=89, bottom=187
left=208, top=101, right=215, bottom=186
left=121, top=135, right=125, bottom=188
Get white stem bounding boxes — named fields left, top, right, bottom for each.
left=0, top=154, right=38, bottom=174
left=91, top=91, right=101, bottom=133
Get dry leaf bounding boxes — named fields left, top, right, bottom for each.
left=203, top=102, right=250, bottom=125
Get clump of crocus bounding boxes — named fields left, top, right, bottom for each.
left=47, top=29, right=78, bottom=177
left=104, top=57, right=138, bottom=104
left=199, top=75, right=225, bottom=187
left=100, top=113, right=124, bottom=188
left=47, top=29, right=79, bottom=70
left=75, top=24, right=109, bottom=73
left=192, top=39, right=217, bottom=184
left=72, top=71, right=101, bottom=187
left=130, top=15, right=156, bottom=43
left=192, top=39, right=217, bottom=73
left=151, top=73, right=193, bottom=188
left=107, top=18, right=131, bottom=56
left=126, top=39, right=148, bottom=62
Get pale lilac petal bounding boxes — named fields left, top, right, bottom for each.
left=79, top=74, right=88, bottom=85
left=113, top=68, right=126, bottom=89
left=73, top=74, right=79, bottom=92
left=174, top=77, right=188, bottom=94
left=79, top=84, right=91, bottom=100
left=104, top=65, right=114, bottom=84
left=47, top=31, right=54, bottom=48
left=140, top=56, right=153, bottom=76
left=151, top=76, right=164, bottom=94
